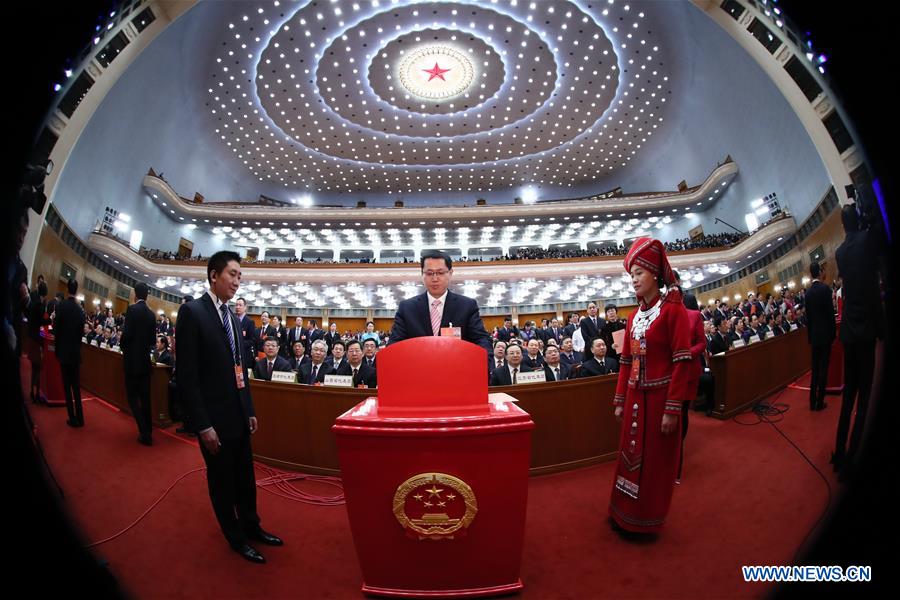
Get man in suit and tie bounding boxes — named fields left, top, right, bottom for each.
left=176, top=251, right=282, bottom=563
left=234, top=298, right=258, bottom=369
left=298, top=340, right=328, bottom=385
left=361, top=338, right=379, bottom=369
left=121, top=282, right=158, bottom=446
left=334, top=340, right=377, bottom=388
left=832, top=204, right=884, bottom=477
left=578, top=338, right=619, bottom=377
left=545, top=318, right=563, bottom=346
left=304, top=320, right=324, bottom=354
left=488, top=341, right=507, bottom=380
left=490, top=344, right=532, bottom=386
left=542, top=345, right=570, bottom=381
left=496, top=317, right=519, bottom=343
left=155, top=335, right=174, bottom=366
left=323, top=321, right=341, bottom=355
left=805, top=261, right=836, bottom=412
left=287, top=316, right=306, bottom=356
left=54, top=279, right=86, bottom=427
left=558, top=337, right=583, bottom=367
left=579, top=301, right=605, bottom=350
left=325, top=340, right=346, bottom=372
left=708, top=317, right=730, bottom=355
left=714, top=302, right=729, bottom=322
left=287, top=341, right=311, bottom=372
left=522, top=338, right=544, bottom=370
left=257, top=311, right=276, bottom=353
left=254, top=339, right=293, bottom=380
left=387, top=251, right=492, bottom=353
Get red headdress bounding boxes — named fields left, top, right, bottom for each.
left=623, top=237, right=681, bottom=306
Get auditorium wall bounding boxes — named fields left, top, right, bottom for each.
left=32, top=222, right=181, bottom=319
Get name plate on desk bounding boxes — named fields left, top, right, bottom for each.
left=790, top=324, right=798, bottom=331
left=112, top=345, right=121, bottom=353
left=731, top=339, right=745, bottom=349
left=765, top=331, right=775, bottom=339
left=271, top=371, right=297, bottom=383
left=324, top=374, right=353, bottom=387
left=516, top=370, right=546, bottom=385
left=101, top=342, right=109, bottom=349
left=748, top=335, right=760, bottom=344
left=82, top=336, right=88, bottom=343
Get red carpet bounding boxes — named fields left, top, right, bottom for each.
left=25, top=368, right=842, bottom=599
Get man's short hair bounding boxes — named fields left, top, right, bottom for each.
left=544, top=344, right=560, bottom=356
left=261, top=311, right=270, bottom=318
left=207, top=250, right=241, bottom=284
left=236, top=297, right=246, bottom=305
left=504, top=316, right=512, bottom=323
left=157, top=335, right=169, bottom=349
left=345, top=339, right=363, bottom=352
left=841, top=204, right=860, bottom=233
left=592, top=337, right=606, bottom=348
left=505, top=344, right=522, bottom=355
left=67, top=278, right=78, bottom=295
left=332, top=340, right=346, bottom=351
left=561, top=336, right=572, bottom=344
left=182, top=295, right=193, bottom=303
left=363, top=338, right=378, bottom=347
left=809, top=261, right=821, bottom=278
left=309, top=319, right=318, bottom=327
left=420, top=250, right=452, bottom=271
left=713, top=316, right=724, bottom=329
left=291, top=340, right=303, bottom=349
left=493, top=340, right=507, bottom=349
left=311, top=339, right=327, bottom=351
left=134, top=282, right=149, bottom=300
left=265, top=338, right=280, bottom=347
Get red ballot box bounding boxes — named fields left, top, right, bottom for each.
left=827, top=316, right=843, bottom=393
left=41, top=329, right=66, bottom=406
left=334, top=337, right=534, bottom=598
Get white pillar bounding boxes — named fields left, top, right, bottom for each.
left=257, top=246, right=266, bottom=261
left=333, top=247, right=341, bottom=261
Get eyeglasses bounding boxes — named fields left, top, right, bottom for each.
left=423, top=270, right=450, bottom=278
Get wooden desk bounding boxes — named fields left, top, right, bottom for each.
left=708, top=328, right=810, bottom=418
left=79, top=342, right=174, bottom=427
left=248, top=375, right=620, bottom=476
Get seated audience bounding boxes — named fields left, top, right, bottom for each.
left=155, top=335, right=174, bottom=366
left=542, top=345, right=570, bottom=381
left=288, top=340, right=311, bottom=371
left=298, top=340, right=329, bottom=385
left=490, top=343, right=532, bottom=386
left=333, top=340, right=377, bottom=388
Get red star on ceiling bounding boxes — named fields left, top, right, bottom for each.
left=423, top=62, right=451, bottom=82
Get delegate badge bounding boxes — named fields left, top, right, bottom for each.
left=393, top=473, right=477, bottom=541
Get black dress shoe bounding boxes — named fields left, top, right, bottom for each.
left=231, top=543, right=266, bottom=564
left=137, top=436, right=153, bottom=446
left=66, top=419, right=80, bottom=428
left=815, top=402, right=828, bottom=411
left=247, top=529, right=283, bottom=546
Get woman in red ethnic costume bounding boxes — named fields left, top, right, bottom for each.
left=609, top=237, right=693, bottom=533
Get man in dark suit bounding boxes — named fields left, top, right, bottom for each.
left=234, top=298, right=258, bottom=369
left=708, top=317, right=730, bottom=355
left=578, top=338, right=619, bottom=377
left=176, top=251, right=281, bottom=563
left=522, top=338, right=544, bottom=370
left=542, top=345, right=570, bottom=381
left=490, top=344, right=532, bottom=386
left=558, top=337, right=583, bottom=367
left=298, top=340, right=329, bottom=385
left=496, top=317, right=519, bottom=343
left=833, top=204, right=884, bottom=477
left=287, top=341, right=311, bottom=372
left=579, top=301, right=605, bottom=349
left=323, top=321, right=341, bottom=355
left=54, top=279, right=86, bottom=427
left=155, top=335, right=174, bottom=366
left=325, top=340, right=346, bottom=372
left=121, top=282, right=158, bottom=445
left=334, top=340, right=377, bottom=388
left=488, top=341, right=507, bottom=380
left=287, top=316, right=306, bottom=355
left=362, top=338, right=379, bottom=368
left=304, top=320, right=324, bottom=354
left=387, top=251, right=492, bottom=353
left=545, top=318, right=563, bottom=346
left=253, top=339, right=293, bottom=381
left=804, top=262, right=836, bottom=412
left=256, top=311, right=276, bottom=353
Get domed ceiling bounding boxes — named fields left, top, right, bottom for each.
left=204, top=0, right=672, bottom=194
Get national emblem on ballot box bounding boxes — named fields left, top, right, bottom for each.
left=393, top=473, right=478, bottom=541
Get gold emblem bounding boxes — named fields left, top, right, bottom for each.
left=393, top=473, right=478, bottom=540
